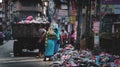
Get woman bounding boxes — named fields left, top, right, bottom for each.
left=70, top=30, right=76, bottom=47
left=38, top=25, right=46, bottom=57
left=54, top=27, right=60, bottom=54
left=60, top=29, right=68, bottom=48
left=44, top=26, right=57, bottom=61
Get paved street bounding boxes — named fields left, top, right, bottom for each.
left=0, top=40, right=52, bottom=67
left=0, top=40, right=14, bottom=58
left=0, top=62, right=51, bottom=67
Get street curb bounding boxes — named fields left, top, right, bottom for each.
left=0, top=57, right=52, bottom=64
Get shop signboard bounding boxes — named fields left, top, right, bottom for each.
left=93, top=21, right=100, bottom=34
left=101, top=0, right=120, bottom=4
left=114, top=5, right=120, bottom=14
left=70, top=15, right=76, bottom=24
left=93, top=21, right=100, bottom=48
left=70, top=10, right=77, bottom=16
left=61, top=4, right=68, bottom=9
left=94, top=34, right=99, bottom=48
left=101, top=5, right=120, bottom=14
left=58, top=9, right=68, bottom=16
left=101, top=5, right=114, bottom=14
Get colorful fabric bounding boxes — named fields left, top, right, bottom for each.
left=118, top=64, right=120, bottom=67
left=54, top=39, right=60, bottom=53
left=45, top=39, right=55, bottom=56
left=45, top=28, right=57, bottom=56
left=54, top=27, right=60, bottom=53
left=61, top=31, right=67, bottom=39
left=95, top=55, right=100, bottom=66
left=45, top=31, right=57, bottom=46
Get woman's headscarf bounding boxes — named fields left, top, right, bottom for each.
left=47, top=26, right=56, bottom=35
left=54, top=26, right=60, bottom=40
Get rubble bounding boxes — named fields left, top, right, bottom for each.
left=17, top=16, right=49, bottom=24
left=51, top=44, right=120, bottom=67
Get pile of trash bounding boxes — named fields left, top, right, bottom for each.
left=17, top=16, right=49, bottom=24
left=50, top=44, right=120, bottom=67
